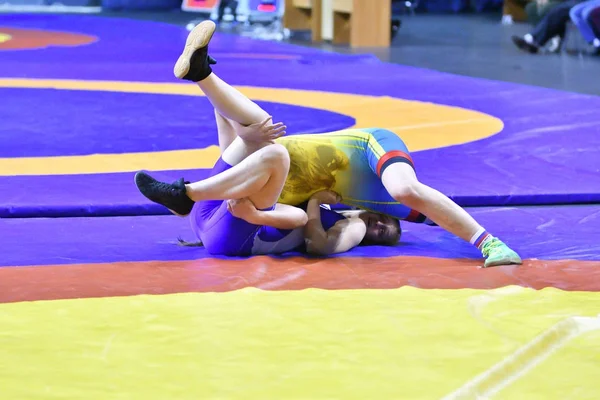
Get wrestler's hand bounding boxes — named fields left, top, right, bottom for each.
left=310, top=190, right=342, bottom=205
left=236, top=117, right=287, bottom=143
left=227, top=198, right=258, bottom=220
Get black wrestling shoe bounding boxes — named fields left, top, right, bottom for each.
left=174, top=20, right=218, bottom=82
left=512, top=35, right=539, bottom=54
left=134, top=171, right=194, bottom=216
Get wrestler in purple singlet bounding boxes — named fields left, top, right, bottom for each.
left=190, top=158, right=347, bottom=256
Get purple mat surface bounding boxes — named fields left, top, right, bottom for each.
left=1, top=88, right=354, bottom=157
left=1, top=14, right=600, bottom=217
left=0, top=169, right=209, bottom=218
left=3, top=205, right=599, bottom=267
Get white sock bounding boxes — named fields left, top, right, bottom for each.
left=469, top=228, right=493, bottom=249
left=524, top=34, right=534, bottom=44
left=593, top=38, right=600, bottom=48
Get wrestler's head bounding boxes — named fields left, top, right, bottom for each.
left=359, top=212, right=401, bottom=246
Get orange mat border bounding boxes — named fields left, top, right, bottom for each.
left=2, top=256, right=598, bottom=303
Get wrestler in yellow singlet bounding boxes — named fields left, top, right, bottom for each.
left=276, top=127, right=426, bottom=223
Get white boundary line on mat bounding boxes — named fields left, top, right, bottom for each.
left=441, top=314, right=600, bottom=400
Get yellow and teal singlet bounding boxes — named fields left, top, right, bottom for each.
left=276, top=128, right=427, bottom=223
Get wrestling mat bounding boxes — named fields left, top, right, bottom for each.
left=1, top=13, right=599, bottom=400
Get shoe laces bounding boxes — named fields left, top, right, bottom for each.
left=481, top=238, right=502, bottom=257
left=152, top=179, right=184, bottom=197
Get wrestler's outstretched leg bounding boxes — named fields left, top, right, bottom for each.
left=174, top=20, right=278, bottom=164
left=381, top=163, right=521, bottom=268
left=174, top=21, right=267, bottom=125
left=135, top=143, right=290, bottom=214
left=136, top=21, right=289, bottom=214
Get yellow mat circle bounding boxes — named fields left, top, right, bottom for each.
left=0, top=79, right=503, bottom=176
